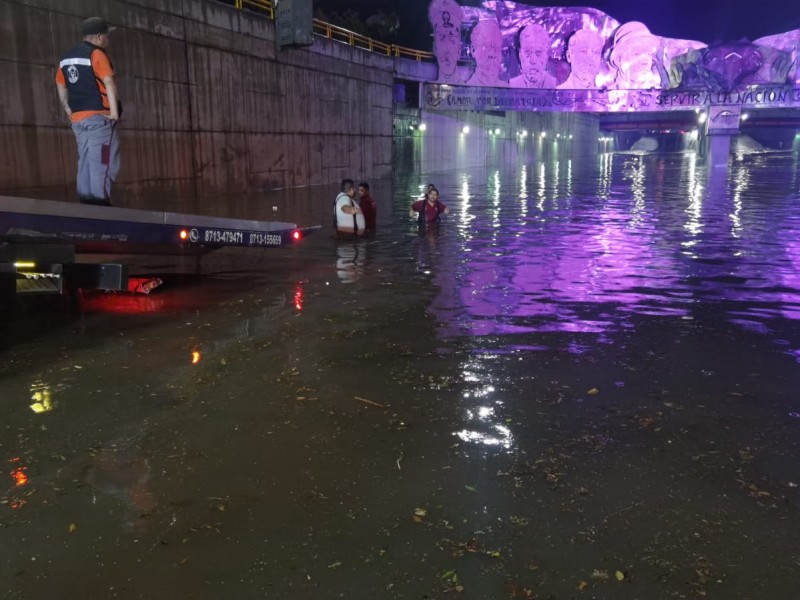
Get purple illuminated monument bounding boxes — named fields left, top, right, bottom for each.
left=466, top=19, right=505, bottom=86
left=558, top=28, right=604, bottom=89
left=429, top=0, right=465, bottom=84
left=427, top=0, right=800, bottom=91
left=510, top=24, right=556, bottom=88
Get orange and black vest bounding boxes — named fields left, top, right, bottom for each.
left=59, top=42, right=111, bottom=112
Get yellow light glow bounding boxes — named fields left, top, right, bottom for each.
left=14, top=262, right=36, bottom=269
left=29, top=387, right=54, bottom=413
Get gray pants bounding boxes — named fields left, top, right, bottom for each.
left=71, top=115, right=120, bottom=204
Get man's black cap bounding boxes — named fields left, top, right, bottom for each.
left=81, top=17, right=116, bottom=36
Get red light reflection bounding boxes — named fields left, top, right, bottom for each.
left=11, top=467, right=28, bottom=487
left=292, top=230, right=302, bottom=241
left=8, top=458, right=28, bottom=488
left=192, top=351, right=202, bottom=364
left=80, top=292, right=168, bottom=314
left=294, top=283, right=303, bottom=311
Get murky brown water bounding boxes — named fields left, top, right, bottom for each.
left=3, top=151, right=800, bottom=599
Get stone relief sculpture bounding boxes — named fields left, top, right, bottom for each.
left=467, top=19, right=505, bottom=86
left=428, top=0, right=464, bottom=84
left=754, top=29, right=800, bottom=84
left=558, top=28, right=604, bottom=89
left=510, top=24, right=557, bottom=88
left=607, top=22, right=662, bottom=89
left=672, top=39, right=795, bottom=91
left=427, top=0, right=800, bottom=91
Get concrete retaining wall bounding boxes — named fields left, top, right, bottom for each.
left=0, top=0, right=394, bottom=212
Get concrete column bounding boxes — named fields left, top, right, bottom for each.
left=708, top=134, right=732, bottom=169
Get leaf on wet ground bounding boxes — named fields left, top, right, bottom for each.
left=578, top=580, right=588, bottom=590
left=509, top=515, right=528, bottom=527
left=440, top=570, right=460, bottom=590
left=465, top=485, right=477, bottom=492
left=615, top=570, right=626, bottom=581
left=68, top=523, right=77, bottom=533
left=591, top=569, right=609, bottom=581
left=587, top=388, right=599, bottom=395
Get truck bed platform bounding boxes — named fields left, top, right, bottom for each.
left=0, top=195, right=320, bottom=255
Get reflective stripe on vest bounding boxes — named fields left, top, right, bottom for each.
left=59, top=42, right=108, bottom=113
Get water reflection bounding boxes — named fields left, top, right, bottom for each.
left=336, top=243, right=366, bottom=284
left=29, top=380, right=56, bottom=414
left=401, top=151, right=800, bottom=345
left=86, top=441, right=156, bottom=528
left=392, top=151, right=800, bottom=459
left=454, top=357, right=514, bottom=451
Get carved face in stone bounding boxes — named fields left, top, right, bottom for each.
left=623, top=41, right=658, bottom=83
left=566, top=29, right=603, bottom=86
left=610, top=22, right=661, bottom=88
left=470, top=20, right=503, bottom=83
left=517, top=24, right=550, bottom=86
left=429, top=0, right=463, bottom=80
left=434, top=27, right=462, bottom=77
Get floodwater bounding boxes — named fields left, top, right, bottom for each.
left=3, top=150, right=800, bottom=599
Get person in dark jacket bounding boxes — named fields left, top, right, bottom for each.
left=55, top=17, right=121, bottom=206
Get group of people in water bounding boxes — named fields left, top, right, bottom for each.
left=334, top=180, right=450, bottom=236
left=334, top=179, right=376, bottom=236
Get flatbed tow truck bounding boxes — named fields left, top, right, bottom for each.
left=0, top=195, right=320, bottom=306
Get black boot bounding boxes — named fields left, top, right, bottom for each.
left=80, top=196, right=112, bottom=207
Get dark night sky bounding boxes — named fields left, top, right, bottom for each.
left=315, top=0, right=800, bottom=49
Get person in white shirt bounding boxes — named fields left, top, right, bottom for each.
left=334, top=178, right=364, bottom=236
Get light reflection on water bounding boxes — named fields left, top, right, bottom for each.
left=396, top=150, right=800, bottom=452
left=404, top=152, right=800, bottom=338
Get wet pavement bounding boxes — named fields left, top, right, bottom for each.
left=3, top=151, right=800, bottom=599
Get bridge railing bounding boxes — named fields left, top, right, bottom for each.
left=230, top=0, right=433, bottom=61
left=235, top=0, right=274, bottom=19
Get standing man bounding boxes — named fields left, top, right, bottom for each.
left=357, top=182, right=376, bottom=232
left=55, top=17, right=121, bottom=206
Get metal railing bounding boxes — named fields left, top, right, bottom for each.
left=230, top=0, right=433, bottom=61
left=235, top=0, right=274, bottom=19
left=312, top=19, right=392, bottom=56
